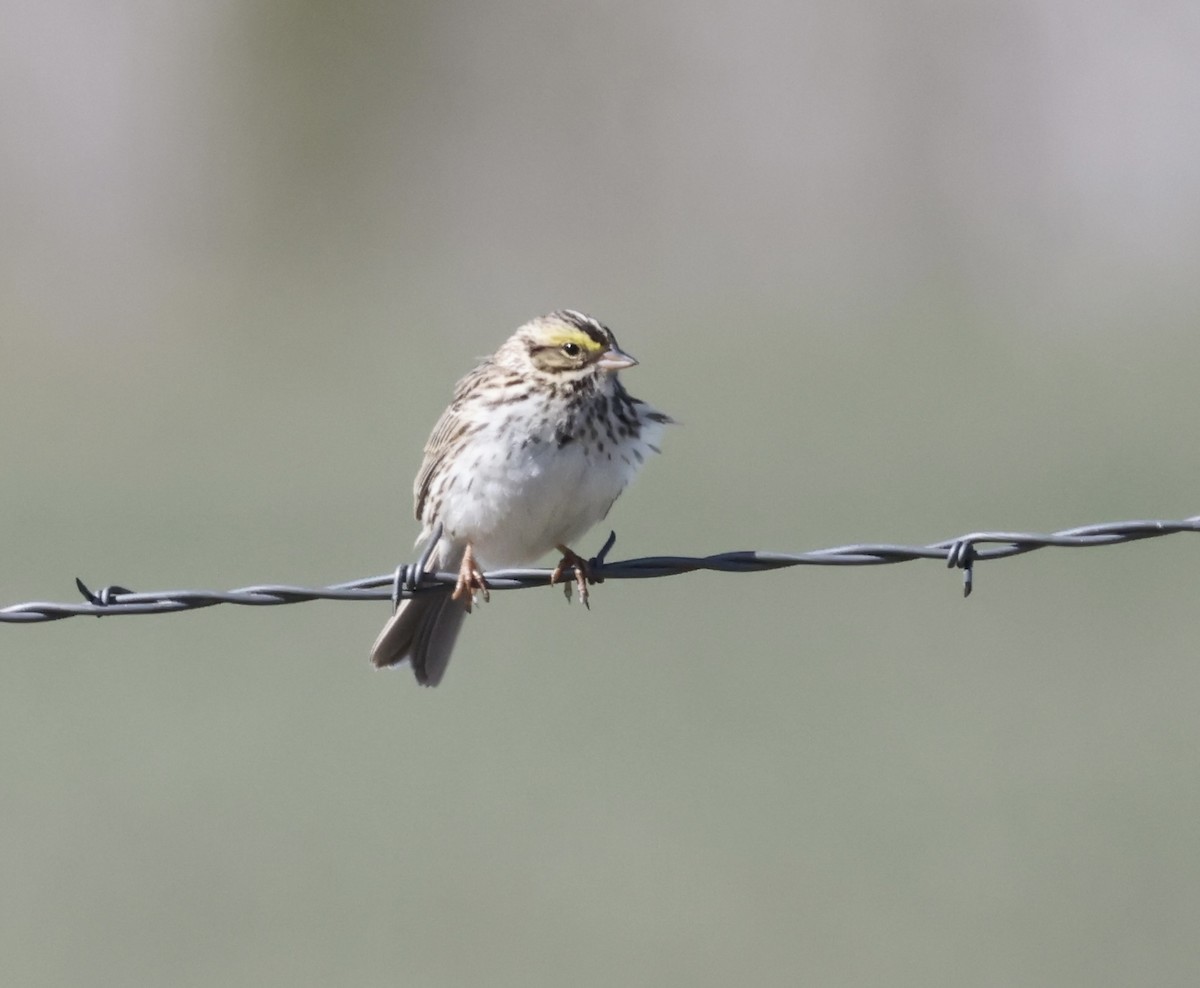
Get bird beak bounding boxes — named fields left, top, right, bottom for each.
left=597, top=347, right=638, bottom=371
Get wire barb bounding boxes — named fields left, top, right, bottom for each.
left=388, top=522, right=445, bottom=610
left=3, top=515, right=1198, bottom=624
left=74, top=578, right=135, bottom=610
left=944, top=539, right=976, bottom=597
left=589, top=530, right=618, bottom=582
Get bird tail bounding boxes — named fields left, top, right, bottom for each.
left=370, top=592, right=467, bottom=686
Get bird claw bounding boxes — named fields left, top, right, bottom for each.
left=451, top=544, right=490, bottom=613
left=550, top=545, right=592, bottom=609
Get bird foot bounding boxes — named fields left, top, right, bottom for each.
left=451, top=544, right=490, bottom=613
left=550, top=544, right=593, bottom=609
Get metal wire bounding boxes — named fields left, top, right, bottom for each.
left=2, top=516, right=1198, bottom=624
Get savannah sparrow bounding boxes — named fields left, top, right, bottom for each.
left=370, top=310, right=672, bottom=686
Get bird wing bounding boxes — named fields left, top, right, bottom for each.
left=412, top=366, right=486, bottom=522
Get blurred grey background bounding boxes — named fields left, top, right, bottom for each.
left=4, top=2, right=1200, bottom=985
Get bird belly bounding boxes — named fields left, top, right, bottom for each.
left=436, top=432, right=640, bottom=569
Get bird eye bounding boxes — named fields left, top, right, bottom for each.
left=561, top=341, right=582, bottom=357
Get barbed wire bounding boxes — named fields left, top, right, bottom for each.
left=2, top=516, right=1197, bottom=624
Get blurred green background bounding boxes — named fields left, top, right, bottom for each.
left=4, top=2, right=1200, bottom=985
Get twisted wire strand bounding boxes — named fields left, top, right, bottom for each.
left=3, top=516, right=1198, bottom=624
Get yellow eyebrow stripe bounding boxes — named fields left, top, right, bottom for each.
left=545, top=329, right=605, bottom=353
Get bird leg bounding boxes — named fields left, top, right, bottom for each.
left=451, top=543, right=490, bottom=613
left=551, top=544, right=592, bottom=608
